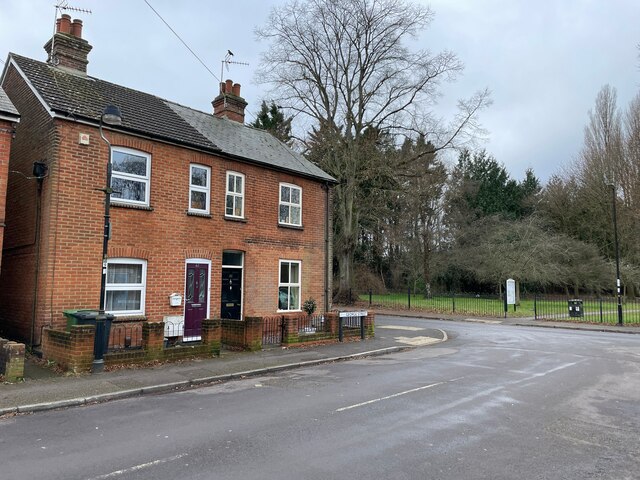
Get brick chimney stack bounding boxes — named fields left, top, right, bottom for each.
left=212, top=79, right=248, bottom=123
left=44, top=14, right=92, bottom=74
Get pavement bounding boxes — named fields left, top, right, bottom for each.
left=1, top=312, right=638, bottom=416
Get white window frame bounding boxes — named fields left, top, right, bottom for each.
left=105, top=258, right=147, bottom=316
left=189, top=164, right=211, bottom=214
left=110, top=147, right=151, bottom=207
left=225, top=171, right=245, bottom=218
left=278, top=260, right=301, bottom=312
left=279, top=183, right=302, bottom=226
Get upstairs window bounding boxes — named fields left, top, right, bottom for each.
left=189, top=164, right=211, bottom=214
left=225, top=172, right=244, bottom=218
left=111, top=147, right=151, bottom=206
left=279, top=183, right=302, bottom=226
left=105, top=258, right=147, bottom=316
left=278, top=260, right=301, bottom=311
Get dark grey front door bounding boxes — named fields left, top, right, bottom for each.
left=221, top=268, right=242, bottom=320
left=185, top=263, right=208, bottom=338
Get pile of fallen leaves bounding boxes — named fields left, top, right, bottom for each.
left=27, top=353, right=65, bottom=375
left=104, top=355, right=206, bottom=372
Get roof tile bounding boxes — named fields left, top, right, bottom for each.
left=9, top=54, right=335, bottom=183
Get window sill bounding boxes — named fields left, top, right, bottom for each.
left=278, top=223, right=304, bottom=231
left=224, top=215, right=247, bottom=223
left=112, top=202, right=153, bottom=212
left=277, top=309, right=302, bottom=313
left=187, top=211, right=212, bottom=218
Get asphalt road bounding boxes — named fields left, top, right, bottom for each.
left=1, top=316, right=639, bottom=479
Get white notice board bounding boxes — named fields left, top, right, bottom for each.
left=506, top=279, right=516, bottom=305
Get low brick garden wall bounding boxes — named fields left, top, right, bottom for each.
left=40, top=312, right=375, bottom=373
left=41, top=325, right=95, bottom=373
left=282, top=312, right=375, bottom=345
left=0, top=337, right=25, bottom=382
left=42, top=319, right=222, bottom=374
left=221, top=317, right=262, bottom=351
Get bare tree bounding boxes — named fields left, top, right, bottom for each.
left=449, top=215, right=613, bottom=295
left=397, top=137, right=446, bottom=296
left=541, top=86, right=640, bottom=294
left=622, top=93, right=640, bottom=208
left=580, top=85, right=624, bottom=188
left=256, top=0, right=490, bottom=301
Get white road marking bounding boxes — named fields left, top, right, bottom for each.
left=85, top=453, right=188, bottom=480
left=377, top=325, right=426, bottom=331
left=393, top=328, right=448, bottom=346
left=395, top=336, right=442, bottom=346
left=440, top=329, right=448, bottom=342
left=336, top=382, right=444, bottom=412
left=527, top=361, right=580, bottom=378
left=465, top=318, right=502, bottom=324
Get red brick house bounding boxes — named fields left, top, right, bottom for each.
left=0, top=15, right=335, bottom=350
left=0, top=87, right=20, bottom=275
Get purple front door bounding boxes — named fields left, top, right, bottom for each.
left=184, top=263, right=208, bottom=339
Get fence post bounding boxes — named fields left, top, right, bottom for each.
left=503, top=293, right=507, bottom=318
left=360, top=314, right=365, bottom=340
left=338, top=316, right=343, bottom=342
left=408, top=287, right=411, bottom=310
left=281, top=315, right=286, bottom=343
left=452, top=292, right=455, bottom=313
left=599, top=298, right=603, bottom=323
left=534, top=294, right=537, bottom=320
left=369, top=289, right=372, bottom=306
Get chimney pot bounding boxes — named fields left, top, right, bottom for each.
left=45, top=14, right=92, bottom=73
left=71, top=19, right=83, bottom=38
left=59, top=14, right=72, bottom=34
left=213, top=78, right=248, bottom=123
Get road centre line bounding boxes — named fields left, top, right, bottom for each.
left=335, top=360, right=582, bottom=414
left=86, top=453, right=188, bottom=480
left=335, top=382, right=445, bottom=412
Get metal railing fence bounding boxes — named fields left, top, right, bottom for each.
left=262, top=315, right=284, bottom=346
left=298, top=314, right=326, bottom=335
left=359, top=289, right=640, bottom=324
left=108, top=322, right=143, bottom=351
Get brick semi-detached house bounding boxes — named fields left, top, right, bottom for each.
left=0, top=15, right=335, bottom=351
left=0, top=87, right=20, bottom=272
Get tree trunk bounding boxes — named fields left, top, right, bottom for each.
left=335, top=251, right=354, bottom=304
left=334, top=176, right=358, bottom=304
left=422, top=230, right=432, bottom=298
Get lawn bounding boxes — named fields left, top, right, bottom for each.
left=358, top=292, right=640, bottom=324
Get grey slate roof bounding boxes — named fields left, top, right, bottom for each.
left=167, top=102, right=334, bottom=182
left=8, top=54, right=335, bottom=183
left=0, top=85, right=19, bottom=119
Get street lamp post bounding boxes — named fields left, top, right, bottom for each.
left=93, top=105, right=122, bottom=373
left=609, top=183, right=623, bottom=326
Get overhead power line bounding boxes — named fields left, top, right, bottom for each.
left=142, top=0, right=220, bottom=82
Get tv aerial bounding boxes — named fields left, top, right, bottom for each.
left=220, top=50, right=249, bottom=91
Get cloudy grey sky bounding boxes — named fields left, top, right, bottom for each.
left=1, top=0, right=638, bottom=182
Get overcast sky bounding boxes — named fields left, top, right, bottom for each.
left=1, top=0, right=638, bottom=182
